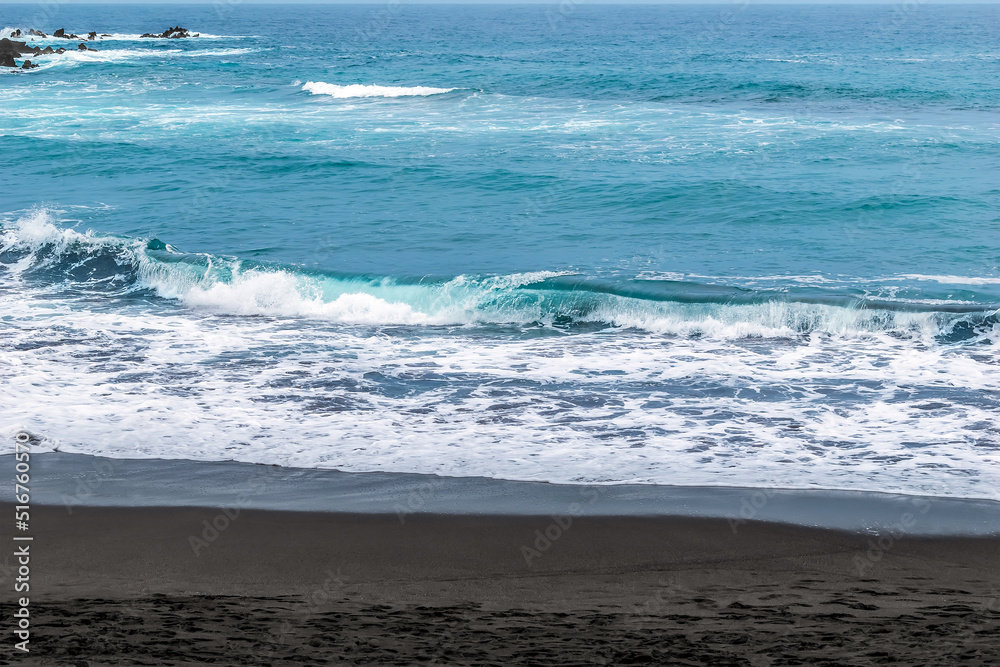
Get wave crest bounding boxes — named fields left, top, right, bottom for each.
left=302, top=81, right=455, bottom=98
left=2, top=211, right=997, bottom=341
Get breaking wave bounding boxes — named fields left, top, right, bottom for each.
left=2, top=211, right=997, bottom=342
left=302, top=81, right=456, bottom=98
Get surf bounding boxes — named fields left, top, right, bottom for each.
left=302, top=82, right=458, bottom=98
left=2, top=211, right=997, bottom=343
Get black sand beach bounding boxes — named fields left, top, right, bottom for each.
left=5, top=4, right=1000, bottom=666
left=2, top=501, right=997, bottom=665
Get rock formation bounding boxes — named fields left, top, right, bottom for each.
left=0, top=35, right=94, bottom=68
left=140, top=26, right=198, bottom=39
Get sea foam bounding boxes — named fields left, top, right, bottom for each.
left=2, top=211, right=997, bottom=343
left=302, top=81, right=456, bottom=98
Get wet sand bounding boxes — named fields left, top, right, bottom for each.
left=1, top=504, right=997, bottom=665
left=4, top=453, right=999, bottom=535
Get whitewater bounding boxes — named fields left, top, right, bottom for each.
left=1, top=4, right=998, bottom=500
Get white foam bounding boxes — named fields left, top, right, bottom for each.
left=302, top=81, right=455, bottom=98
left=2, top=211, right=998, bottom=500
left=0, top=208, right=125, bottom=267
left=158, top=268, right=956, bottom=339
left=180, top=272, right=434, bottom=324
left=1, top=289, right=997, bottom=500
left=898, top=274, right=1000, bottom=286
left=1, top=212, right=991, bottom=342
left=183, top=48, right=254, bottom=57
left=7, top=46, right=255, bottom=71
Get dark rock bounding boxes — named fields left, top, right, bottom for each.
left=12, top=29, right=21, bottom=37
left=0, top=38, right=33, bottom=56
left=53, top=28, right=65, bottom=37
left=88, top=31, right=97, bottom=40
left=28, top=29, right=46, bottom=37
left=78, top=43, right=87, bottom=50
left=101, top=34, right=111, bottom=37
left=0, top=53, right=15, bottom=68
left=41, top=46, right=54, bottom=55
left=21, top=60, right=38, bottom=70
left=55, top=48, right=66, bottom=54
left=68, top=34, right=80, bottom=39
left=141, top=26, right=193, bottom=39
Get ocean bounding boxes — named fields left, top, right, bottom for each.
left=1, top=3, right=998, bottom=501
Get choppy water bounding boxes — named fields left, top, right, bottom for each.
left=1, top=4, right=998, bottom=499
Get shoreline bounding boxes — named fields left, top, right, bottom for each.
left=2, top=452, right=998, bottom=535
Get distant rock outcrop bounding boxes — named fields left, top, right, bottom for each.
left=141, top=26, right=199, bottom=39
left=53, top=28, right=83, bottom=39
left=0, top=37, right=33, bottom=67
left=1, top=37, right=29, bottom=54
left=0, top=35, right=91, bottom=68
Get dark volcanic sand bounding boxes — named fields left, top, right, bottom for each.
left=1, top=505, right=997, bottom=666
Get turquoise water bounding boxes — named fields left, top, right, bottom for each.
left=1, top=4, right=998, bottom=498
